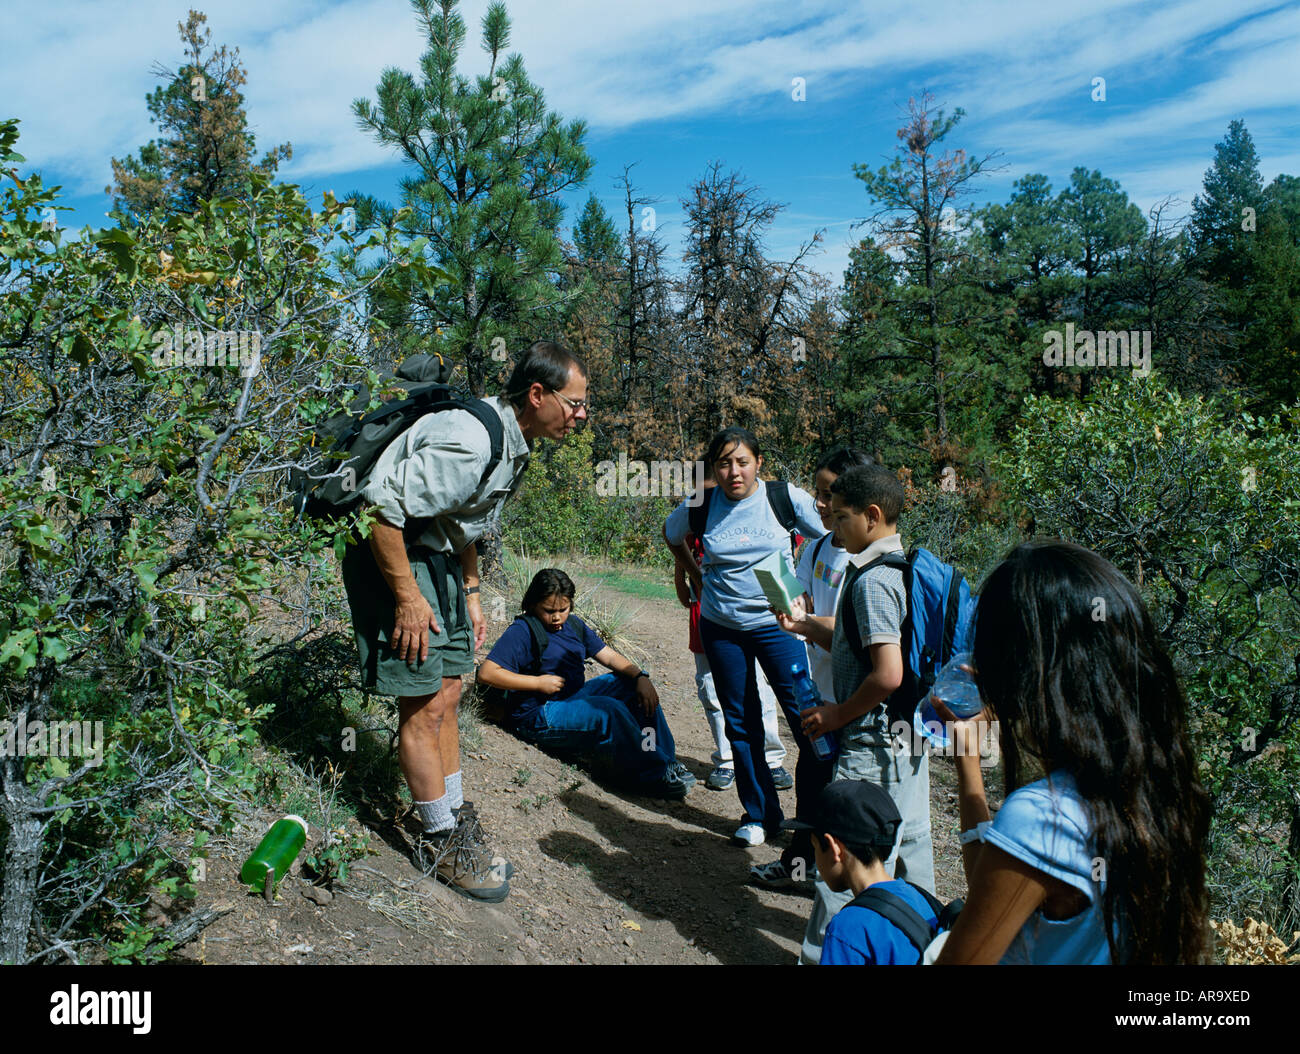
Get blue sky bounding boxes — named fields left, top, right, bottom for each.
left=5, top=0, right=1299, bottom=285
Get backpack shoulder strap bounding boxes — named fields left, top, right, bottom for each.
left=849, top=886, right=937, bottom=957
left=459, top=398, right=506, bottom=490
left=901, top=881, right=947, bottom=921
left=865, top=550, right=910, bottom=574
left=811, top=531, right=831, bottom=571
left=765, top=480, right=799, bottom=558
left=838, top=550, right=909, bottom=659
left=687, top=487, right=715, bottom=545
left=519, top=614, right=551, bottom=674
left=398, top=397, right=507, bottom=544
left=838, top=559, right=867, bottom=658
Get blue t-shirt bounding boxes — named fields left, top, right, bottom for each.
left=484, top=615, right=606, bottom=730
left=821, top=880, right=938, bottom=965
left=982, top=770, right=1118, bottom=965
left=664, top=481, right=826, bottom=630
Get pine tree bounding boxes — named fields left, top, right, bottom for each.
left=107, top=10, right=291, bottom=225
left=1058, top=167, right=1145, bottom=396
left=573, top=194, right=621, bottom=265
left=1190, top=119, right=1264, bottom=290
left=1188, top=122, right=1299, bottom=405
left=979, top=174, right=1077, bottom=323
left=850, top=93, right=999, bottom=462
left=350, top=0, right=593, bottom=394
left=1242, top=173, right=1300, bottom=404
left=675, top=162, right=824, bottom=460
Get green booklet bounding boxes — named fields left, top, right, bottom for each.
left=753, top=550, right=803, bottom=616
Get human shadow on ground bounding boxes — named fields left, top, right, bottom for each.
left=537, top=787, right=811, bottom=965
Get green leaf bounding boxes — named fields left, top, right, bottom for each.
left=94, top=229, right=139, bottom=280
left=41, top=636, right=70, bottom=663
left=68, top=330, right=97, bottom=366
left=0, top=628, right=38, bottom=672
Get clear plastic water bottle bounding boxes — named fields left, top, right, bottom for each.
left=791, top=664, right=837, bottom=761
left=240, top=815, right=308, bottom=898
left=927, top=652, right=982, bottom=718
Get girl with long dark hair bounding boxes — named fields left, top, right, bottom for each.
left=934, top=541, right=1210, bottom=964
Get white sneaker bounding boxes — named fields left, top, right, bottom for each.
left=733, top=822, right=766, bottom=847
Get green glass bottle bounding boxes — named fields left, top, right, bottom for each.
left=240, top=815, right=308, bottom=898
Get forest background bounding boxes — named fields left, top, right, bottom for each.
left=0, top=2, right=1296, bottom=964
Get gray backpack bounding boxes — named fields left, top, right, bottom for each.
left=293, top=353, right=504, bottom=524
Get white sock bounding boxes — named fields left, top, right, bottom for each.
left=414, top=795, right=455, bottom=834
left=445, top=770, right=464, bottom=810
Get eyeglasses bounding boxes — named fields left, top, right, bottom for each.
left=549, top=389, right=589, bottom=414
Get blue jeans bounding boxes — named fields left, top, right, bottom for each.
left=517, top=674, right=677, bottom=787
left=700, top=617, right=835, bottom=832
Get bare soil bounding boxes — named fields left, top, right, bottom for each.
left=172, top=566, right=997, bottom=965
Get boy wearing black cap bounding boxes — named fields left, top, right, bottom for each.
left=794, top=779, right=939, bottom=965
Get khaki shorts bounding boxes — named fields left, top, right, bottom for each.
left=341, top=541, right=473, bottom=697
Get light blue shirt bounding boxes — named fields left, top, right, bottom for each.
left=665, top=480, right=826, bottom=631
left=360, top=396, right=530, bottom=554
left=982, top=770, right=1119, bottom=965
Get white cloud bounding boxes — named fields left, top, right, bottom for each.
left=4, top=0, right=1296, bottom=290
left=7, top=0, right=1291, bottom=188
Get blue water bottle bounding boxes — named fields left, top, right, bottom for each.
left=791, top=664, right=837, bottom=762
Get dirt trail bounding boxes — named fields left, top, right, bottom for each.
left=175, top=566, right=989, bottom=965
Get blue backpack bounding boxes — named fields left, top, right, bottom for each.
left=838, top=548, right=978, bottom=729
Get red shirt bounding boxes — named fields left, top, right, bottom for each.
left=687, top=533, right=703, bottom=653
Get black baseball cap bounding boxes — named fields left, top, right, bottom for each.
left=788, top=779, right=901, bottom=849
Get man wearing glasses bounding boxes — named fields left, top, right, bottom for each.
left=342, top=340, right=589, bottom=902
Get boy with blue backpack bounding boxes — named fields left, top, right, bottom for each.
left=778, top=464, right=975, bottom=963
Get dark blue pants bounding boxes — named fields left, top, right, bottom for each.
left=700, top=617, right=834, bottom=833
left=517, top=673, right=676, bottom=787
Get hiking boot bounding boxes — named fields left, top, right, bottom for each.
left=414, top=823, right=510, bottom=903
left=455, top=804, right=514, bottom=878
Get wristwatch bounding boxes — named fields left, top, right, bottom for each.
left=465, top=585, right=480, bottom=595
left=635, top=669, right=651, bottom=680
left=958, top=821, right=991, bottom=845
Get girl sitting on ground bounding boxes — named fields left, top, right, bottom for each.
left=477, top=568, right=696, bottom=800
